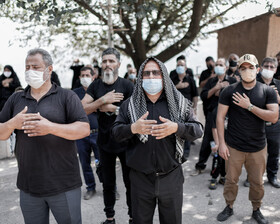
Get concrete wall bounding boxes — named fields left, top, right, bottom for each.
left=218, top=13, right=271, bottom=63
left=266, top=14, right=280, bottom=57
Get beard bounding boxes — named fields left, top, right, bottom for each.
left=102, top=68, right=118, bottom=84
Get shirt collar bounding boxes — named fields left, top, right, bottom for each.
left=23, top=83, right=58, bottom=99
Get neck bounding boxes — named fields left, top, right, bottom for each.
left=146, top=90, right=163, bottom=103
left=30, top=80, right=52, bottom=101
left=83, top=86, right=87, bottom=91
left=242, top=79, right=256, bottom=90
left=218, top=74, right=225, bottom=80
left=261, top=76, right=272, bottom=85
left=179, top=73, right=186, bottom=80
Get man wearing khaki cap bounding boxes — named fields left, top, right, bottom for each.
left=216, top=54, right=279, bottom=224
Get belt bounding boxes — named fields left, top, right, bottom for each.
left=155, top=165, right=179, bottom=177
left=266, top=120, right=280, bottom=126
left=90, top=129, right=98, bottom=134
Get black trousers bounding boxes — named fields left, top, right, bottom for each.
left=99, top=149, right=132, bottom=218
left=266, top=122, right=280, bottom=179
left=130, top=166, right=184, bottom=224
left=195, top=112, right=213, bottom=170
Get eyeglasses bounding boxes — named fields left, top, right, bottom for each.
left=263, top=65, right=275, bottom=69
left=142, top=70, right=162, bottom=77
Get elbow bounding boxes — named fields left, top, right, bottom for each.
left=78, top=123, right=90, bottom=139
left=0, top=136, right=9, bottom=141
left=272, top=116, right=279, bottom=124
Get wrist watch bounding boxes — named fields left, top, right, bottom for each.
left=247, top=104, right=254, bottom=112
left=115, top=106, right=120, bottom=115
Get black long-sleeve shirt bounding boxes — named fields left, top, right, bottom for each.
left=112, top=93, right=203, bottom=174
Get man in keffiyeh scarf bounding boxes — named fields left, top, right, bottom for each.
left=112, top=57, right=203, bottom=224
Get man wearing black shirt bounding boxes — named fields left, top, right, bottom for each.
left=257, top=57, right=280, bottom=188
left=82, top=48, right=134, bottom=224
left=171, top=58, right=198, bottom=159
left=217, top=54, right=278, bottom=224
left=0, top=48, right=90, bottom=224
left=112, top=57, right=203, bottom=224
left=169, top=55, right=194, bottom=81
left=226, top=53, right=240, bottom=82
left=192, top=58, right=236, bottom=176
left=199, top=56, right=216, bottom=89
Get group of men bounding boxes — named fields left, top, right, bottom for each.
left=0, top=46, right=280, bottom=224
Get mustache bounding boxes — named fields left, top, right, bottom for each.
left=104, top=67, right=113, bottom=72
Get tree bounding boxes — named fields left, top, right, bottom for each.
left=0, top=0, right=275, bottom=68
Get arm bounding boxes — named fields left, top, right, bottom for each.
left=82, top=90, right=124, bottom=115
left=232, top=92, right=279, bottom=123
left=0, top=107, right=29, bottom=140
left=151, top=109, right=203, bottom=141
left=211, top=128, right=219, bottom=153
left=82, top=93, right=105, bottom=114
left=217, top=103, right=230, bottom=160
left=22, top=113, right=90, bottom=140
left=199, top=73, right=215, bottom=88
left=112, top=102, right=157, bottom=142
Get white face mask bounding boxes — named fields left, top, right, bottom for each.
left=261, top=69, right=274, bottom=79
left=214, top=66, right=225, bottom=76
left=25, top=68, right=49, bottom=89
left=240, top=68, right=256, bottom=83
left=3, top=71, right=12, bottom=78
left=80, top=77, right=92, bottom=88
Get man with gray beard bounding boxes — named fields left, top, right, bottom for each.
left=82, top=48, right=134, bottom=224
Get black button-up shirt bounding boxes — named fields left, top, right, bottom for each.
left=112, top=93, right=203, bottom=174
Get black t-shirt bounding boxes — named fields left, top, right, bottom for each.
left=0, top=84, right=89, bottom=197
left=171, top=75, right=198, bottom=101
left=86, top=77, right=134, bottom=153
left=219, top=82, right=278, bottom=152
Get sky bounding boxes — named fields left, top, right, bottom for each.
left=0, top=1, right=280, bottom=88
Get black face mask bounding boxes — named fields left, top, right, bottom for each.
left=207, top=64, right=213, bottom=70
left=229, top=60, right=237, bottom=67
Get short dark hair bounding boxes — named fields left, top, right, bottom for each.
left=261, top=57, right=278, bottom=67
left=80, top=66, right=94, bottom=76
left=176, top=55, right=186, bottom=62
left=102, top=48, right=120, bottom=61
left=206, top=56, right=214, bottom=62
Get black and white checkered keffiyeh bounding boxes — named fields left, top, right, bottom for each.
left=127, top=57, right=192, bottom=163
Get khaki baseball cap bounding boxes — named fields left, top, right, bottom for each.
left=237, top=54, right=258, bottom=67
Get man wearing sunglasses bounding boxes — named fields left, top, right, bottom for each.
left=112, top=57, right=203, bottom=224
left=257, top=57, right=280, bottom=188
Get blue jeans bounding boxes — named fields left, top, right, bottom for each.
left=76, top=133, right=99, bottom=191
left=20, top=187, right=81, bottom=224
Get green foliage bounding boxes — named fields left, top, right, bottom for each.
left=0, top=0, right=275, bottom=67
